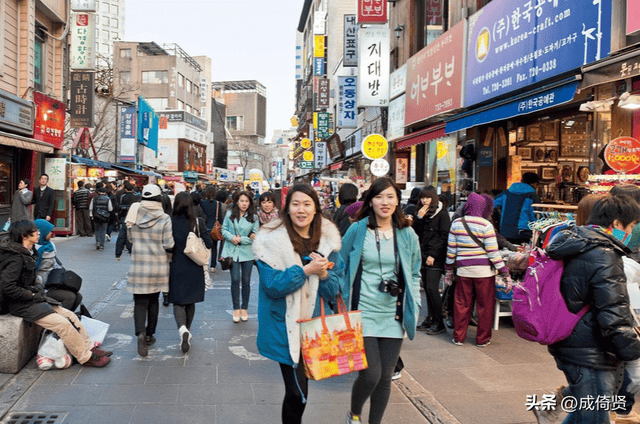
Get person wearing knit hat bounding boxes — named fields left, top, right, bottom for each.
left=444, top=192, right=512, bottom=347
left=345, top=201, right=363, bottom=219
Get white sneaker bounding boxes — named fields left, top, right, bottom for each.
left=392, top=371, right=402, bottom=380
left=106, top=234, right=111, bottom=242
left=178, top=325, right=191, bottom=353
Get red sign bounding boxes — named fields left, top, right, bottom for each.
left=604, top=137, right=640, bottom=173
left=357, top=0, right=387, bottom=24
left=405, top=19, right=465, bottom=126
left=33, top=92, right=66, bottom=149
left=628, top=0, right=640, bottom=35
left=159, top=116, right=168, bottom=129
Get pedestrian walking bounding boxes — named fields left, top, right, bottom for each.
left=31, top=174, right=55, bottom=222
left=444, top=192, right=512, bottom=347
left=200, top=186, right=223, bottom=272
left=168, top=192, right=213, bottom=353
left=89, top=187, right=112, bottom=251
left=71, top=180, right=91, bottom=236
left=332, top=183, right=358, bottom=236
left=257, top=191, right=279, bottom=226
left=340, top=177, right=422, bottom=424
left=126, top=184, right=175, bottom=356
left=220, top=191, right=259, bottom=322
left=0, top=220, right=111, bottom=367
left=253, top=183, right=346, bottom=424
left=11, top=178, right=32, bottom=224
left=115, top=181, right=140, bottom=260
left=412, top=186, right=451, bottom=334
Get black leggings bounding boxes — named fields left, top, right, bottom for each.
left=173, top=303, right=196, bottom=330
left=278, top=356, right=308, bottom=424
left=351, top=337, right=403, bottom=424
left=423, top=267, right=444, bottom=323
left=133, top=292, right=160, bottom=337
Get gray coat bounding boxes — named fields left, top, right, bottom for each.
left=127, top=201, right=175, bottom=294
left=11, top=189, right=32, bottom=222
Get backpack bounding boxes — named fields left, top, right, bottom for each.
left=511, top=248, right=589, bottom=345
left=499, top=190, right=535, bottom=239
left=93, top=196, right=110, bottom=222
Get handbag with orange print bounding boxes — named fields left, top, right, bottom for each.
left=298, top=294, right=368, bottom=380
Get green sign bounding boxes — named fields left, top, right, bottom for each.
left=317, top=112, right=331, bottom=140
left=183, top=171, right=198, bottom=182
left=300, top=161, right=315, bottom=169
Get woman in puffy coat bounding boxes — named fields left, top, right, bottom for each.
left=412, top=186, right=451, bottom=334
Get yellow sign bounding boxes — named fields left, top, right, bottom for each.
left=314, top=35, right=325, bottom=58
left=303, top=151, right=314, bottom=161
left=290, top=116, right=299, bottom=127
left=361, top=134, right=388, bottom=160
left=300, top=138, right=311, bottom=149
left=436, top=140, right=449, bottom=160
left=476, top=28, right=490, bottom=62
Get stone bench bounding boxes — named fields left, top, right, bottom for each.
left=0, top=314, right=42, bottom=373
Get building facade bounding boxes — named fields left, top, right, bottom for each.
left=94, top=0, right=126, bottom=57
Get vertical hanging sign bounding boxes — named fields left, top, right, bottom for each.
left=119, top=106, right=137, bottom=163
left=344, top=15, right=358, bottom=67
left=358, top=28, right=390, bottom=106
left=357, top=0, right=387, bottom=24
left=338, top=76, right=358, bottom=128
left=317, top=78, right=330, bottom=109
left=70, top=13, right=95, bottom=70
left=70, top=72, right=95, bottom=128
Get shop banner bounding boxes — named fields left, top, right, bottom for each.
left=338, top=76, right=358, bottom=129
left=389, top=64, right=407, bottom=100
left=119, top=106, right=137, bottom=163
left=628, top=0, right=640, bottom=35
left=314, top=58, right=325, bottom=76
left=344, top=15, right=358, bottom=67
left=405, top=19, right=465, bottom=126
left=314, top=35, right=325, bottom=58
left=316, top=112, right=331, bottom=139
left=327, top=133, right=345, bottom=159
left=33, top=92, right=65, bottom=149
left=604, top=137, right=640, bottom=173
left=138, top=97, right=158, bottom=151
left=70, top=13, right=95, bottom=70
left=396, top=157, right=409, bottom=184
left=296, top=32, right=303, bottom=80
left=315, top=142, right=327, bottom=169
left=465, top=0, right=612, bottom=107
left=70, top=72, right=95, bottom=128
left=357, top=0, right=387, bottom=24
left=317, top=78, right=330, bottom=109
left=314, top=11, right=326, bottom=35
left=387, top=94, right=406, bottom=141
left=358, top=28, right=390, bottom=107
left=44, top=158, right=66, bottom=191
left=0, top=90, right=33, bottom=136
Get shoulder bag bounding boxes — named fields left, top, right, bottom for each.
left=219, top=220, right=237, bottom=271
left=209, top=202, right=224, bottom=241
left=184, top=218, right=211, bottom=266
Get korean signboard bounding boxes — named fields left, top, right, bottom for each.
left=387, top=94, right=406, bottom=141
left=317, top=78, right=330, bottom=109
left=0, top=90, right=33, bottom=136
left=315, top=142, right=327, bottom=169
left=405, top=19, right=465, bottom=126
left=604, top=137, right=640, bottom=173
left=465, top=0, right=612, bottom=107
left=70, top=13, right=95, bottom=70
left=44, top=158, right=66, bottom=191
left=314, top=11, right=326, bottom=35
left=358, top=28, right=390, bottom=107
left=119, top=106, right=137, bottom=163
left=389, top=64, right=407, bottom=100
left=70, top=71, right=95, bottom=128
left=296, top=32, right=303, bottom=80
left=344, top=15, right=358, bottom=67
left=33, top=92, right=65, bottom=149
left=327, top=134, right=345, bottom=159
left=315, top=112, right=331, bottom=140
left=71, top=0, right=96, bottom=11
left=314, top=58, right=325, bottom=76
left=138, top=97, right=159, bottom=151
left=357, top=0, right=387, bottom=24
left=628, top=0, right=640, bottom=35
left=314, top=36, right=325, bottom=58
left=338, top=76, right=357, bottom=129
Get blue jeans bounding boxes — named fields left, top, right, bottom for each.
left=230, top=260, right=253, bottom=310
left=94, top=221, right=107, bottom=248
left=555, top=358, right=620, bottom=424
left=115, top=221, right=132, bottom=257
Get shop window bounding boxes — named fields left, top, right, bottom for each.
left=226, top=116, right=244, bottom=131
left=34, top=27, right=45, bottom=92
left=425, top=0, right=448, bottom=47
left=178, top=73, right=184, bottom=87
left=120, top=48, right=131, bottom=59
left=141, top=70, right=168, bottom=84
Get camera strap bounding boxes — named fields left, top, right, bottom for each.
left=374, top=226, right=399, bottom=279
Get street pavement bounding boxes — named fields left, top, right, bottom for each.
left=0, top=232, right=585, bottom=424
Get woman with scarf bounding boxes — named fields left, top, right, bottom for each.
left=34, top=219, right=83, bottom=312
left=412, top=186, right=451, bottom=334
left=444, top=193, right=512, bottom=347
left=254, top=183, right=345, bottom=424
left=257, top=191, right=279, bottom=226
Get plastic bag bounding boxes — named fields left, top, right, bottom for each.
left=81, top=316, right=110, bottom=347
left=37, top=330, right=72, bottom=370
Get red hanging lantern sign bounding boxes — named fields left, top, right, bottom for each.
left=604, top=137, right=640, bottom=173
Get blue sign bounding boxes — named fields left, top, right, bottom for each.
left=478, top=147, right=494, bottom=167
left=137, top=96, right=159, bottom=151
left=447, top=81, right=578, bottom=133
left=465, top=0, right=611, bottom=107
left=119, top=106, right=137, bottom=163
left=314, top=58, right=325, bottom=76
left=338, top=76, right=357, bottom=129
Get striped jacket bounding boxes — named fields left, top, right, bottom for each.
left=445, top=216, right=508, bottom=274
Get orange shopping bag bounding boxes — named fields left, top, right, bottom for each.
left=298, top=294, right=368, bottom=380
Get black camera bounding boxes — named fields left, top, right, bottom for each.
left=378, top=279, right=400, bottom=297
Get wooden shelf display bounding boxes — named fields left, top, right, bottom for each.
left=560, top=116, right=589, bottom=158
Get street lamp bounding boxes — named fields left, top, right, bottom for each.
left=394, top=24, right=405, bottom=39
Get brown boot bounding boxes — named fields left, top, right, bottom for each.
left=83, top=353, right=110, bottom=367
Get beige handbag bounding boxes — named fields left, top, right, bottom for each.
left=184, top=218, right=211, bottom=266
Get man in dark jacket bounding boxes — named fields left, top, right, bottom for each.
left=72, top=180, right=91, bottom=236
left=32, top=174, right=55, bottom=222
left=89, top=187, right=113, bottom=251
left=115, top=181, right=140, bottom=260
left=0, top=220, right=111, bottom=367
left=543, top=195, right=640, bottom=423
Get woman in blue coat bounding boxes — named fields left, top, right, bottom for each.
left=253, top=183, right=346, bottom=424
left=220, top=191, right=260, bottom=323
left=168, top=192, right=213, bottom=353
left=340, top=177, right=422, bottom=424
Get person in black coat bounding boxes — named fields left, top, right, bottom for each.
left=200, top=187, right=223, bottom=272
left=544, top=195, right=640, bottom=424
left=168, top=192, right=213, bottom=353
left=412, top=186, right=451, bottom=334
left=332, top=183, right=358, bottom=236
left=403, top=186, right=422, bottom=221
left=32, top=174, right=55, bottom=222
left=0, top=220, right=110, bottom=367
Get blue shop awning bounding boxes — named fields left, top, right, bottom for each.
left=70, top=155, right=113, bottom=169
left=445, top=79, right=579, bottom=134
left=111, top=164, right=162, bottom=178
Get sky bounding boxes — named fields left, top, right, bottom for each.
left=123, top=0, right=302, bottom=142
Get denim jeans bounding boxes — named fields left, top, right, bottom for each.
left=230, top=260, right=253, bottom=310
left=115, top=222, right=132, bottom=257
left=555, top=358, right=620, bottom=424
left=94, top=221, right=108, bottom=248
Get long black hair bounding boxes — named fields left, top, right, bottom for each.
left=356, top=177, right=410, bottom=230
left=172, top=191, right=197, bottom=231
left=230, top=191, right=256, bottom=223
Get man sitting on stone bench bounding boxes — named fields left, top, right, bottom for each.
left=0, top=220, right=111, bottom=368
